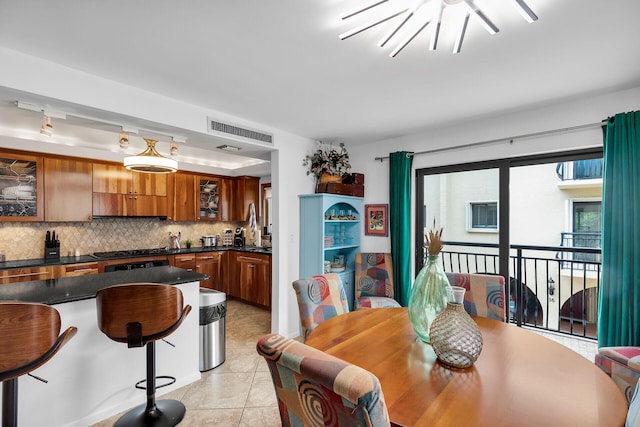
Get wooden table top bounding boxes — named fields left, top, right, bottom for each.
left=305, top=308, right=627, bottom=427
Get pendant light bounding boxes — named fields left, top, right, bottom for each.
left=124, top=138, right=178, bottom=173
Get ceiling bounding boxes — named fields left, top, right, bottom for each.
left=0, top=0, right=639, bottom=173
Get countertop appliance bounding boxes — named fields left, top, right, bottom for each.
left=234, top=227, right=245, bottom=247
left=201, top=235, right=218, bottom=248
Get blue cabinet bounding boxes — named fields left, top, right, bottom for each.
left=299, top=194, right=362, bottom=310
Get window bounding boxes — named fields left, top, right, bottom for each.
left=469, top=202, right=498, bottom=230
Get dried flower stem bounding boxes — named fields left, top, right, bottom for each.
left=426, top=218, right=444, bottom=256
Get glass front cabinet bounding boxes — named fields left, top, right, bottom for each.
left=0, top=153, right=43, bottom=221
left=299, top=194, right=362, bottom=310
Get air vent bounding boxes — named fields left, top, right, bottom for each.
left=207, top=118, right=273, bottom=145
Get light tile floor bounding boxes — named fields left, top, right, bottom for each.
left=91, top=299, right=279, bottom=427
left=91, top=302, right=599, bottom=426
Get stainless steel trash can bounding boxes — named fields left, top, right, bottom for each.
left=199, top=288, right=226, bottom=371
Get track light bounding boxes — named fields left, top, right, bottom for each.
left=170, top=141, right=178, bottom=156
left=40, top=115, right=52, bottom=137
left=119, top=132, right=129, bottom=148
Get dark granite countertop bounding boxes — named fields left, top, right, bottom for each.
left=0, top=246, right=271, bottom=270
left=0, top=266, right=207, bottom=305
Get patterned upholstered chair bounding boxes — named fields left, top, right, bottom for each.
left=257, top=333, right=392, bottom=427
left=354, top=253, right=401, bottom=309
left=445, top=272, right=506, bottom=322
left=595, top=346, right=640, bottom=405
left=292, top=273, right=349, bottom=339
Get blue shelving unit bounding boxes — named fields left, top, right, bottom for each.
left=299, top=194, right=363, bottom=310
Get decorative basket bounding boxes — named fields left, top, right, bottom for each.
left=319, top=172, right=342, bottom=184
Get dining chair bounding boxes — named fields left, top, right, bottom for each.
left=445, top=272, right=506, bottom=321
left=257, top=333, right=394, bottom=427
left=292, top=273, right=349, bottom=339
left=354, top=253, right=401, bottom=309
left=595, top=346, right=640, bottom=405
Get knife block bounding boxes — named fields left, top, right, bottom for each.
left=44, top=244, right=60, bottom=261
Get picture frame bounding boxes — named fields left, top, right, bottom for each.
left=365, top=204, right=388, bottom=236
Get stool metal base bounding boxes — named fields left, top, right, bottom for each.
left=114, top=399, right=186, bottom=427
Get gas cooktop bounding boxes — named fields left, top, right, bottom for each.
left=92, top=248, right=172, bottom=259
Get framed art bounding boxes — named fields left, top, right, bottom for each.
left=365, top=204, right=388, bottom=236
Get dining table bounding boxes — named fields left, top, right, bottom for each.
left=305, top=307, right=627, bottom=427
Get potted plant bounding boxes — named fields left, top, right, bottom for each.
left=185, top=239, right=192, bottom=249
left=303, top=142, right=351, bottom=184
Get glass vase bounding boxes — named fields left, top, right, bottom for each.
left=408, top=254, right=451, bottom=343
left=430, top=286, right=483, bottom=369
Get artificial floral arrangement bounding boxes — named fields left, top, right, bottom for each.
left=303, top=142, right=351, bottom=181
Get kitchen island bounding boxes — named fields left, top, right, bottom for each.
left=0, top=266, right=206, bottom=427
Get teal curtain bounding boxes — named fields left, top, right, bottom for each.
left=598, top=110, right=640, bottom=347
left=389, top=152, right=413, bottom=306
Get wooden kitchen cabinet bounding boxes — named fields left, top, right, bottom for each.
left=0, top=266, right=58, bottom=284
left=198, top=177, right=222, bottom=221
left=63, top=262, right=99, bottom=277
left=196, top=251, right=225, bottom=291
left=172, top=172, right=197, bottom=221
left=0, top=151, right=44, bottom=222
left=234, top=251, right=271, bottom=308
left=44, top=157, right=93, bottom=222
left=92, top=162, right=169, bottom=217
left=232, top=176, right=259, bottom=221
left=173, top=253, right=196, bottom=271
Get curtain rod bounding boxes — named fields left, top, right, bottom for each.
left=374, top=120, right=606, bottom=162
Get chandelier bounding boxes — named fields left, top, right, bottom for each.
left=339, top=0, right=538, bottom=56
left=124, top=138, right=178, bottom=173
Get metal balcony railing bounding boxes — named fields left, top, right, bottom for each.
left=426, top=241, right=601, bottom=340
left=556, top=159, right=603, bottom=181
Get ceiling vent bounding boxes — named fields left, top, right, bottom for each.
left=207, top=117, right=273, bottom=145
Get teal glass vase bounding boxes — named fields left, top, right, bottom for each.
left=408, top=255, right=451, bottom=343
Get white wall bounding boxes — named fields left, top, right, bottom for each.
left=0, top=46, right=316, bottom=338
left=350, top=85, right=640, bottom=274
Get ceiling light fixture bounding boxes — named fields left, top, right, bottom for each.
left=340, top=0, right=538, bottom=56
left=124, top=138, right=178, bottom=173
left=40, top=114, right=53, bottom=137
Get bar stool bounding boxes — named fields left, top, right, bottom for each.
left=96, top=283, right=192, bottom=427
left=0, top=301, right=77, bottom=427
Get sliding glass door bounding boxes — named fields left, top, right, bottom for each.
left=416, top=149, right=603, bottom=338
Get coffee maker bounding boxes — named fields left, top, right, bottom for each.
left=234, top=227, right=246, bottom=247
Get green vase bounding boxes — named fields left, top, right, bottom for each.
left=408, top=255, right=451, bottom=343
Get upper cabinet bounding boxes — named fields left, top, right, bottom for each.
left=198, top=176, right=222, bottom=221
left=44, top=157, right=93, bottom=222
left=92, top=163, right=169, bottom=217
left=172, top=172, right=198, bottom=221
left=0, top=152, right=43, bottom=222
left=232, top=176, right=259, bottom=221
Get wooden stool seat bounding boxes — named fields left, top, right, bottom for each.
left=96, top=283, right=191, bottom=427
left=0, top=301, right=77, bottom=427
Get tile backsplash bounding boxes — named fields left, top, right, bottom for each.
left=0, top=218, right=252, bottom=261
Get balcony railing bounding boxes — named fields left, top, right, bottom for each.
left=556, top=159, right=603, bottom=181
left=430, top=241, right=601, bottom=340
left=559, top=231, right=601, bottom=270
